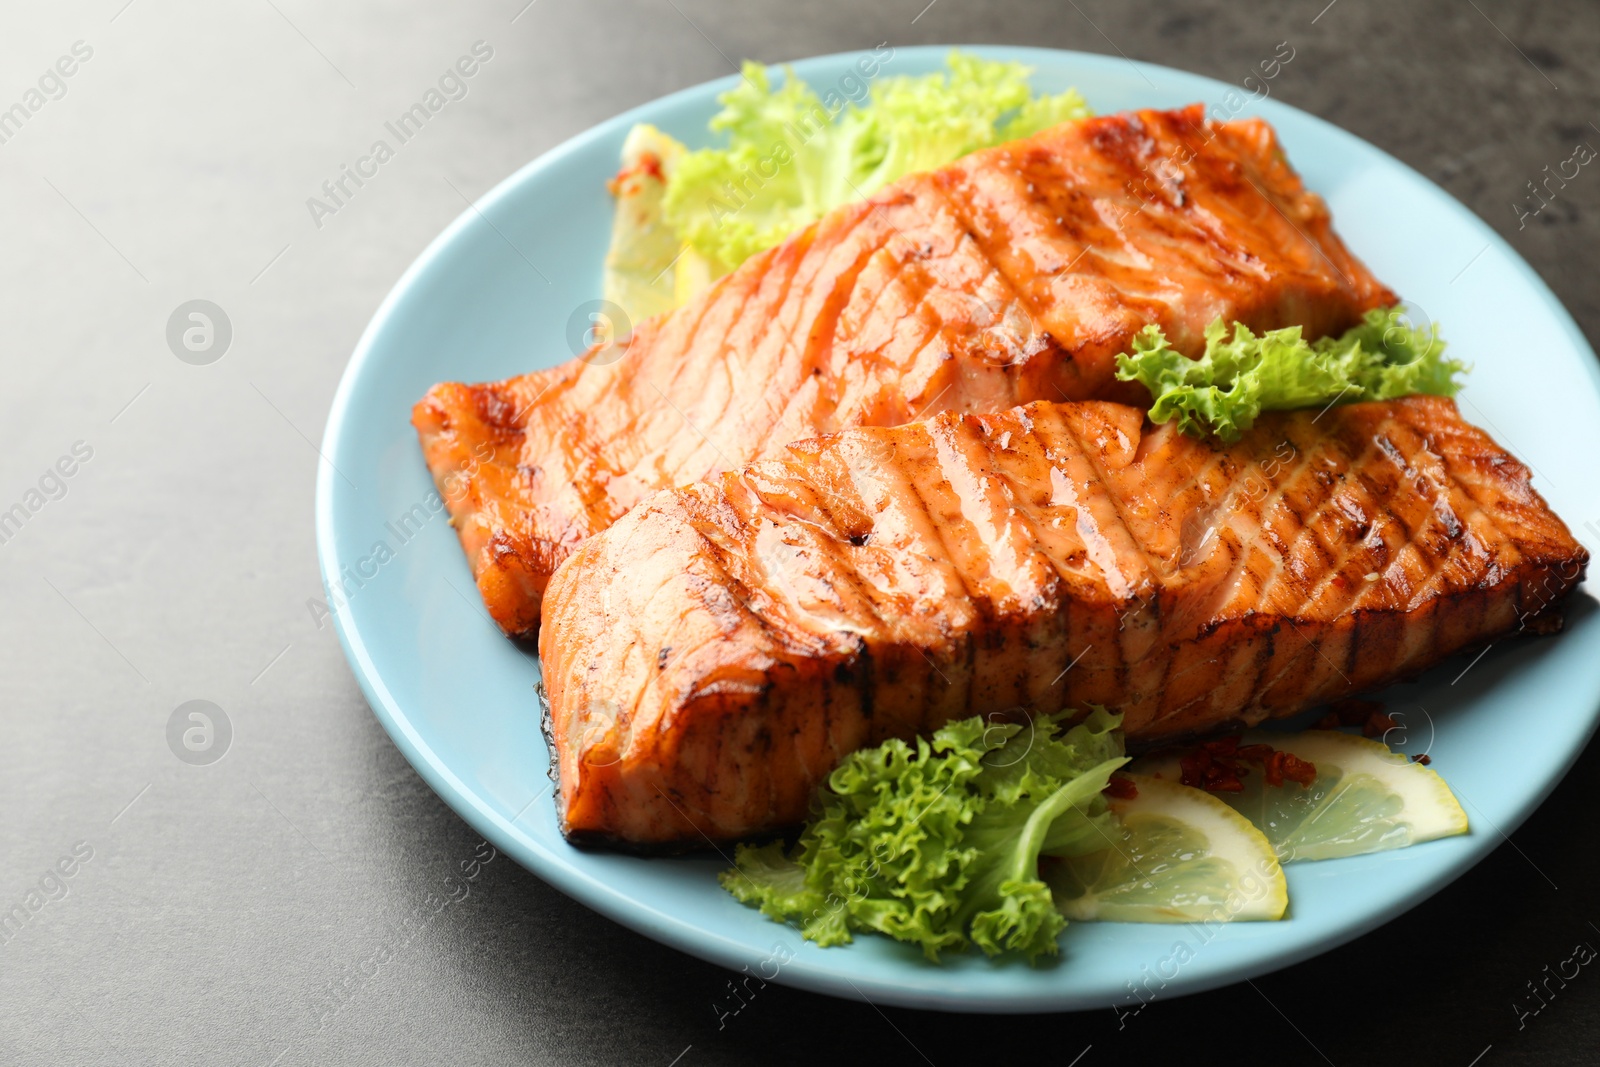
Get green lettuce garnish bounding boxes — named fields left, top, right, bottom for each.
left=663, top=52, right=1091, bottom=274
left=721, top=708, right=1126, bottom=963
left=1114, top=308, right=1467, bottom=442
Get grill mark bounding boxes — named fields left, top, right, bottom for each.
left=1247, top=434, right=1332, bottom=619
left=1397, top=403, right=1531, bottom=576
left=797, top=454, right=928, bottom=639
left=830, top=258, right=943, bottom=421
left=1122, top=436, right=1245, bottom=716
left=894, top=329, right=962, bottom=421
left=1390, top=420, right=1488, bottom=603
left=1178, top=132, right=1309, bottom=282
left=1300, top=441, right=1409, bottom=683
left=1164, top=447, right=1260, bottom=630
left=887, top=244, right=992, bottom=370
left=1142, top=441, right=1236, bottom=613
left=1248, top=417, right=1367, bottom=622
left=1052, top=409, right=1165, bottom=592
left=544, top=398, right=1587, bottom=845
left=1039, top=409, right=1154, bottom=703
left=1307, top=411, right=1461, bottom=674
left=824, top=199, right=952, bottom=357
left=426, top=107, right=1405, bottom=635
left=858, top=417, right=985, bottom=727
left=1371, top=421, right=1463, bottom=583
left=956, top=623, right=977, bottom=729
left=589, top=264, right=728, bottom=464
left=918, top=416, right=1007, bottom=603
left=719, top=227, right=823, bottom=450
left=855, top=635, right=876, bottom=732
left=1366, top=422, right=1481, bottom=607
left=818, top=648, right=840, bottom=774
left=923, top=173, right=1063, bottom=381
left=1244, top=617, right=1279, bottom=718
left=902, top=418, right=998, bottom=718
left=1253, top=426, right=1391, bottom=696
left=880, top=256, right=1034, bottom=421
left=787, top=207, right=896, bottom=334
left=807, top=207, right=916, bottom=381
left=1251, top=633, right=1315, bottom=711
left=666, top=266, right=780, bottom=480
left=1097, top=122, right=1265, bottom=289
left=680, top=508, right=815, bottom=659
left=970, top=412, right=1078, bottom=701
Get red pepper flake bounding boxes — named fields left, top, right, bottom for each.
left=1263, top=749, right=1318, bottom=787
left=1179, top=736, right=1248, bottom=793
left=1411, top=753, right=1433, bottom=766
left=1103, top=776, right=1139, bottom=800
left=605, top=151, right=666, bottom=196
left=1176, top=734, right=1316, bottom=792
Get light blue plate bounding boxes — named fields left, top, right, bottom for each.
left=316, top=46, right=1600, bottom=1012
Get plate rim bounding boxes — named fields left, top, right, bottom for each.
left=316, top=43, right=1600, bottom=1013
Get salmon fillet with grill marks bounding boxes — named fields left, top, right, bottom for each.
left=540, top=396, right=1587, bottom=846
left=415, top=104, right=1396, bottom=637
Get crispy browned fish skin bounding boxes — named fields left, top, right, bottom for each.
left=414, top=104, right=1396, bottom=637
left=540, top=397, right=1587, bottom=846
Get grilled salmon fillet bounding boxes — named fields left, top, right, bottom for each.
left=416, top=104, right=1396, bottom=637
left=540, top=396, right=1586, bottom=846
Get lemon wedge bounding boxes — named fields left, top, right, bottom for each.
left=1134, top=730, right=1469, bottom=863
left=601, top=124, right=689, bottom=325
left=1047, top=774, right=1287, bottom=923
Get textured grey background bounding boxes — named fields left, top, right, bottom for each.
left=3, top=1, right=1598, bottom=1064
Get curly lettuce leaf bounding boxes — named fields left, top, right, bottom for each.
left=662, top=51, right=1091, bottom=274
left=721, top=709, right=1125, bottom=962
left=1114, top=308, right=1467, bottom=441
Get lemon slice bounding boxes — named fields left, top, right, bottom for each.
left=1134, top=731, right=1469, bottom=863
left=602, top=124, right=689, bottom=325
left=1046, top=774, right=1287, bottom=923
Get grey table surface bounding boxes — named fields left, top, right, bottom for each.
left=4, top=0, right=1599, bottom=1063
